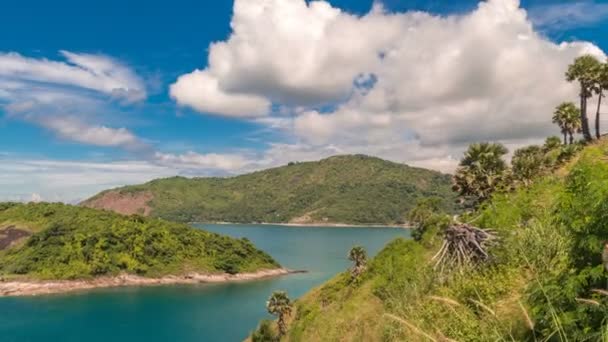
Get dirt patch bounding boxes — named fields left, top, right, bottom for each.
left=0, top=227, right=31, bottom=250
left=83, top=191, right=154, bottom=216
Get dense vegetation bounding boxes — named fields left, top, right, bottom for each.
left=0, top=203, right=278, bottom=280
left=84, top=155, right=456, bottom=225
left=258, top=139, right=608, bottom=341
left=250, top=55, right=608, bottom=340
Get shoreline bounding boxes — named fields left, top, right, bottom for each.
left=0, top=268, right=302, bottom=297
left=199, top=221, right=412, bottom=229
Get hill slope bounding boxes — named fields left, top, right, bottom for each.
left=0, top=203, right=279, bottom=280
left=265, top=141, right=608, bottom=341
left=82, top=155, right=456, bottom=225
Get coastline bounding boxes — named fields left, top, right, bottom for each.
left=0, top=268, right=301, bottom=297
left=201, top=221, right=412, bottom=229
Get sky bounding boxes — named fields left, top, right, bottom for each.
left=2, top=0, right=608, bottom=203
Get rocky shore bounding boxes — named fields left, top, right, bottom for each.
left=0, top=268, right=301, bottom=297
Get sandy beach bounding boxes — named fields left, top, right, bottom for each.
left=0, top=268, right=300, bottom=297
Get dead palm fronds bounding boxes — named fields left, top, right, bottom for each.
left=432, top=224, right=499, bottom=273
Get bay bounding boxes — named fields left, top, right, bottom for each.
left=0, top=224, right=410, bottom=341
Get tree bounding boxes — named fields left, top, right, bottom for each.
left=266, top=291, right=292, bottom=338
left=543, top=136, right=563, bottom=151
left=566, top=55, right=601, bottom=141
left=348, top=245, right=367, bottom=279
left=553, top=102, right=582, bottom=144
left=593, top=60, right=608, bottom=138
left=407, top=197, right=442, bottom=227
left=251, top=320, right=277, bottom=342
left=511, top=145, right=545, bottom=186
left=452, top=142, right=509, bottom=205
left=408, top=197, right=451, bottom=243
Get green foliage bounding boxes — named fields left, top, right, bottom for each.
left=408, top=197, right=451, bottom=243
left=85, top=155, right=457, bottom=225
left=544, top=136, right=563, bottom=151
left=267, top=291, right=292, bottom=338
left=553, top=102, right=582, bottom=144
left=511, top=145, right=547, bottom=186
left=452, top=142, right=509, bottom=206
left=251, top=320, right=278, bottom=342
left=0, top=203, right=278, bottom=280
left=278, top=140, right=608, bottom=341
left=566, top=54, right=602, bottom=141
left=347, top=245, right=367, bottom=280
left=527, top=146, right=608, bottom=338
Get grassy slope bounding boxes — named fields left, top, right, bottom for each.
left=0, top=203, right=279, bottom=280
left=84, top=155, right=456, bottom=224
left=279, top=142, right=608, bottom=341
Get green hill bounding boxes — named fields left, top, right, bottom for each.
left=257, top=141, right=608, bottom=341
left=0, top=203, right=279, bottom=280
left=82, top=155, right=456, bottom=225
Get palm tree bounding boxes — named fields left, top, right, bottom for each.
left=511, top=145, right=545, bottom=186
left=594, top=60, right=608, bottom=138
left=266, top=291, right=292, bottom=338
left=452, top=142, right=508, bottom=205
left=553, top=102, right=582, bottom=144
left=348, top=246, right=367, bottom=279
left=544, top=136, right=563, bottom=151
left=566, top=55, right=601, bottom=141
left=553, top=104, right=570, bottom=145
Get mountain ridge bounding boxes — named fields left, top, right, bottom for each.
left=82, top=154, right=457, bottom=225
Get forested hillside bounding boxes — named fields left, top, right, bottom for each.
left=83, top=155, right=456, bottom=225
left=0, top=203, right=278, bottom=280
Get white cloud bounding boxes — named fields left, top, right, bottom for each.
left=170, top=70, right=269, bottom=117
left=154, top=151, right=252, bottom=171
left=173, top=0, right=607, bottom=171
left=29, top=193, right=42, bottom=203
left=40, top=116, right=145, bottom=149
left=0, top=158, right=177, bottom=203
left=0, top=51, right=146, bottom=101
left=529, top=1, right=608, bottom=31
left=0, top=51, right=150, bottom=150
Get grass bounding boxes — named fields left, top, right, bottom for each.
left=268, top=140, right=608, bottom=341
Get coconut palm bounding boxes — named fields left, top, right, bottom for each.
left=553, top=102, right=582, bottom=144
left=266, top=291, right=292, bottom=338
left=566, top=55, right=601, bottom=141
left=452, top=142, right=508, bottom=205
left=348, top=245, right=367, bottom=279
left=593, top=60, right=608, bottom=138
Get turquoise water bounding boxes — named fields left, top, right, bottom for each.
left=0, top=224, right=410, bottom=341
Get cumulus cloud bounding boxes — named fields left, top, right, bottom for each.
left=170, top=70, right=269, bottom=117
left=173, top=0, right=607, bottom=171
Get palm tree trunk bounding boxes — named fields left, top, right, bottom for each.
left=580, top=87, right=593, bottom=141
left=569, top=132, right=574, bottom=145
left=596, top=88, right=603, bottom=139
left=563, top=131, right=568, bottom=145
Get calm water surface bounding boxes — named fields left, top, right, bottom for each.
left=0, top=224, right=410, bottom=341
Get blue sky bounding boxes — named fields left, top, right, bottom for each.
left=2, top=0, right=608, bottom=202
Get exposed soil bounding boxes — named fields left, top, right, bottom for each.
left=0, top=227, right=31, bottom=250
left=82, top=191, right=153, bottom=216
